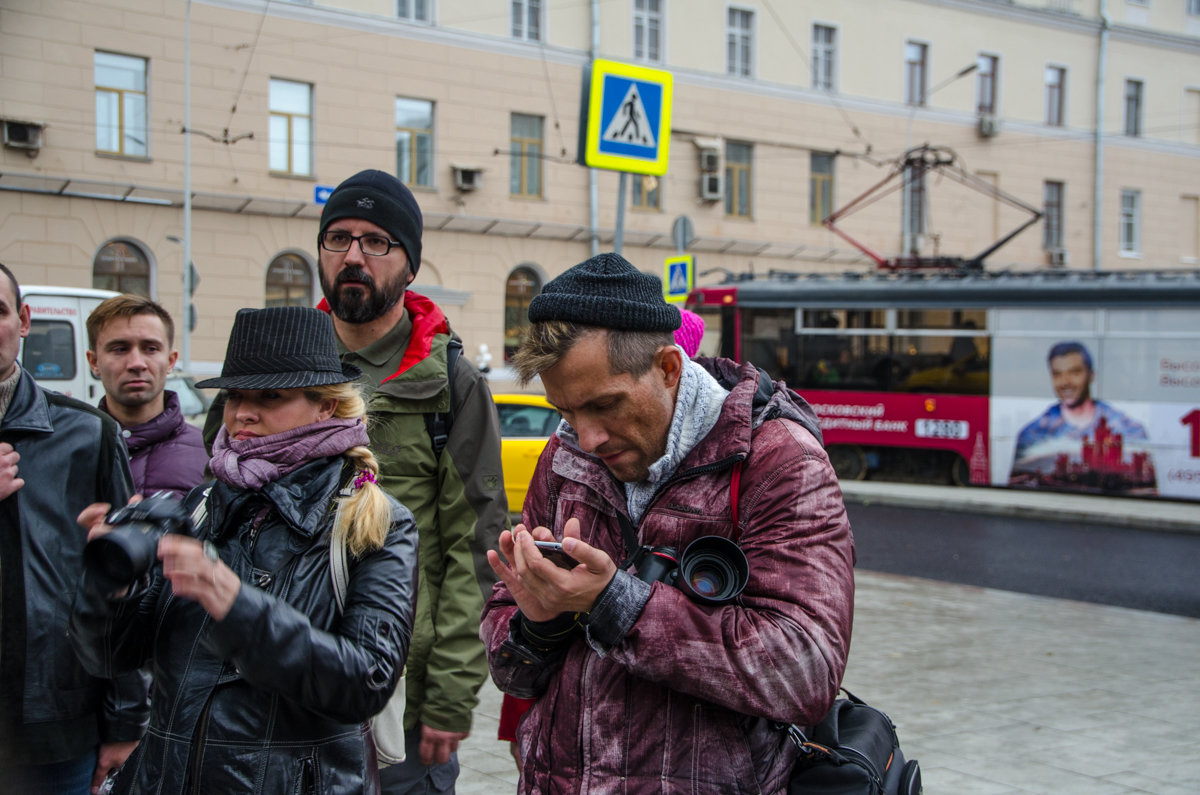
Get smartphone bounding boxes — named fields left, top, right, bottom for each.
left=533, top=540, right=579, bottom=568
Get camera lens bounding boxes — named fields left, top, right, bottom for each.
left=677, top=536, right=749, bottom=605
left=85, top=523, right=161, bottom=587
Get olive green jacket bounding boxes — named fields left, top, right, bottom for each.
left=327, top=292, right=507, bottom=735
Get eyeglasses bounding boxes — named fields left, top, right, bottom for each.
left=319, top=230, right=403, bottom=257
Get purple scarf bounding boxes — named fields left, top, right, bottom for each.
left=210, top=417, right=370, bottom=490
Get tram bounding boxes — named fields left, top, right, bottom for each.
left=686, top=269, right=1200, bottom=502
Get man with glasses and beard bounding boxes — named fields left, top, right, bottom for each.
left=315, top=170, right=506, bottom=794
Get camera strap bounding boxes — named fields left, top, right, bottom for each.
left=616, top=512, right=642, bottom=570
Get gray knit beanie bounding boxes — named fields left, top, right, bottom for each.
left=528, top=253, right=681, bottom=332
left=319, top=169, right=423, bottom=275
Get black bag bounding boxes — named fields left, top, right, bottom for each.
left=785, top=691, right=921, bottom=795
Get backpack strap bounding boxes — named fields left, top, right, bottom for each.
left=423, top=337, right=462, bottom=460
left=329, top=502, right=349, bottom=612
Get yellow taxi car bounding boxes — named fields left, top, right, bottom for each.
left=493, top=393, right=561, bottom=514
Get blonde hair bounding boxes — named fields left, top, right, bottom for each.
left=305, top=382, right=392, bottom=556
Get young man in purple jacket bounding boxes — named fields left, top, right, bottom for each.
left=87, top=295, right=207, bottom=497
left=481, top=253, right=856, bottom=794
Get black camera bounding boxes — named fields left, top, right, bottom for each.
left=84, top=493, right=194, bottom=590
left=633, top=536, right=749, bottom=605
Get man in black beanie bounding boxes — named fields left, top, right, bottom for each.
left=479, top=252, right=855, bottom=793
left=317, top=169, right=507, bottom=793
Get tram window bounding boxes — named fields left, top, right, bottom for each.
left=801, top=309, right=884, bottom=329
left=897, top=309, right=986, bottom=330
left=796, top=334, right=891, bottom=391
left=892, top=334, right=989, bottom=395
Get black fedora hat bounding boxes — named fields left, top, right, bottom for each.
left=196, top=307, right=361, bottom=390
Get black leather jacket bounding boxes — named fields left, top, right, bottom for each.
left=0, top=368, right=147, bottom=764
left=71, top=456, right=419, bottom=795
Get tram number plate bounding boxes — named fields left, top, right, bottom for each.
left=914, top=419, right=969, bottom=440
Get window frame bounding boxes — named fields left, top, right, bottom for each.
left=504, top=265, right=542, bottom=362
left=395, top=96, right=434, bottom=188
left=265, top=252, right=314, bottom=308
left=976, top=53, right=998, bottom=116
left=1045, top=65, right=1066, bottom=126
left=510, top=113, right=544, bottom=198
left=1123, top=79, right=1143, bottom=137
left=724, top=140, right=753, bottom=219
left=811, top=24, right=837, bottom=92
left=1119, top=189, right=1142, bottom=255
left=511, top=0, right=543, bottom=42
left=1043, top=181, right=1065, bottom=250
left=269, top=78, right=313, bottom=177
left=725, top=6, right=755, bottom=78
left=395, top=0, right=430, bottom=22
left=94, top=51, right=148, bottom=158
left=810, top=152, right=834, bottom=225
left=631, top=174, right=661, bottom=210
left=93, top=239, right=151, bottom=296
left=904, top=41, right=928, bottom=106
left=633, top=0, right=662, bottom=63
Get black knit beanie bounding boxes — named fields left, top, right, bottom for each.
left=319, top=169, right=423, bottom=275
left=528, top=252, right=681, bottom=331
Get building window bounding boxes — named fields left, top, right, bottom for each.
left=632, top=174, right=660, bottom=210
left=725, top=140, right=752, bottom=218
left=1043, top=181, right=1064, bottom=250
left=93, top=241, right=150, bottom=295
left=1190, top=0, right=1200, bottom=15
left=265, top=254, right=313, bottom=308
left=903, top=164, right=926, bottom=246
left=633, top=0, right=661, bottom=63
left=810, top=153, right=834, bottom=225
left=94, top=52, right=148, bottom=157
left=269, top=79, right=312, bottom=176
left=1119, top=189, right=1141, bottom=254
left=976, top=54, right=998, bottom=115
left=396, top=97, right=433, bottom=188
left=512, top=0, right=542, bottom=42
left=1045, top=66, right=1066, bottom=126
left=726, top=8, right=754, bottom=78
left=504, top=266, right=542, bottom=361
left=904, top=41, right=927, bottom=106
left=1183, top=195, right=1199, bottom=262
left=1124, top=79, right=1143, bottom=137
left=396, top=0, right=429, bottom=21
left=811, top=25, right=836, bottom=92
left=510, top=113, right=543, bottom=198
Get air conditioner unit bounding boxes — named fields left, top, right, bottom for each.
left=451, top=165, right=482, bottom=192
left=697, top=147, right=720, bottom=173
left=977, top=114, right=1000, bottom=138
left=699, top=172, right=723, bottom=202
left=1046, top=247, right=1069, bottom=267
left=3, top=120, right=43, bottom=155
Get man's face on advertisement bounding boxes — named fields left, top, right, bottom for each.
left=1049, top=351, right=1093, bottom=409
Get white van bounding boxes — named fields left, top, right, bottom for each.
left=18, top=285, right=118, bottom=402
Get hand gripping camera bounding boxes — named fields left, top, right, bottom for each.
left=84, top=493, right=194, bottom=591
left=632, top=536, right=749, bottom=605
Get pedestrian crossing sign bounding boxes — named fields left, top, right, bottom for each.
left=583, top=59, right=673, bottom=176
left=663, top=255, right=693, bottom=304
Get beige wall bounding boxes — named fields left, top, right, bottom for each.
left=1, top=0, right=1197, bottom=375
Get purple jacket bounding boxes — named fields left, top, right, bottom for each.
left=481, top=359, right=856, bottom=794
left=101, top=390, right=209, bottom=498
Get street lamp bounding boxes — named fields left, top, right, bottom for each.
left=902, top=60, right=980, bottom=254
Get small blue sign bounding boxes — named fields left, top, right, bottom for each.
left=314, top=185, right=334, bottom=205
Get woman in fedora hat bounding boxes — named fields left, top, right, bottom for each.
left=72, top=307, right=418, bottom=794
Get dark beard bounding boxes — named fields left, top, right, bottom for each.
left=320, top=265, right=405, bottom=324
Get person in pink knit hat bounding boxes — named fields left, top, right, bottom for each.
left=674, top=308, right=706, bottom=357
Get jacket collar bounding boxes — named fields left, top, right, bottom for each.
left=318, top=290, right=450, bottom=384
left=208, top=455, right=349, bottom=540
left=100, top=391, right=187, bottom=453
left=0, top=368, right=52, bottom=434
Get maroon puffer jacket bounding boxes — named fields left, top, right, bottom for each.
left=482, top=359, right=855, bottom=794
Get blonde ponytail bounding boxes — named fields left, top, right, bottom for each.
left=305, top=382, right=393, bottom=555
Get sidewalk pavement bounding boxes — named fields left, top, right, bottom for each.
left=463, top=485, right=1200, bottom=794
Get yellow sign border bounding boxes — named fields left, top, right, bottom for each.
left=584, top=59, right=673, bottom=176
left=663, top=255, right=693, bottom=304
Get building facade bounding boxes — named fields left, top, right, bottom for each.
left=1, top=0, right=1198, bottom=375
